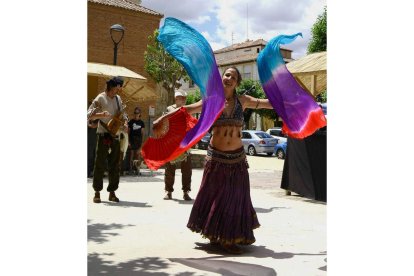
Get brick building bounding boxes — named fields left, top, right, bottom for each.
left=87, top=0, right=164, bottom=123
left=87, top=0, right=164, bottom=175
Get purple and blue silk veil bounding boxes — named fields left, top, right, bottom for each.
left=144, top=19, right=326, bottom=170
left=257, top=33, right=326, bottom=138
left=155, top=17, right=225, bottom=162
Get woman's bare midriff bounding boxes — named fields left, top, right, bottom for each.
left=210, top=125, right=243, bottom=151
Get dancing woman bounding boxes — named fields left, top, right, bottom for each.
left=153, top=67, right=273, bottom=253
left=147, top=17, right=326, bottom=254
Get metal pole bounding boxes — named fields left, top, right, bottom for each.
left=113, top=43, right=118, bottom=65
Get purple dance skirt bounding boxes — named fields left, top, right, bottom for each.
left=187, top=145, right=260, bottom=245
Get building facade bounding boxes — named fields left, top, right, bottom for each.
left=214, top=39, right=293, bottom=80
left=180, top=39, right=293, bottom=94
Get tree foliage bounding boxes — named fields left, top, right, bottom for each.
left=307, top=6, right=327, bottom=54
left=144, top=29, right=189, bottom=105
left=185, top=89, right=202, bottom=105
left=308, top=7, right=327, bottom=103
left=236, top=79, right=279, bottom=126
left=316, top=90, right=327, bottom=103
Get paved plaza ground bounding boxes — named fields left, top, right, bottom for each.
left=88, top=151, right=326, bottom=275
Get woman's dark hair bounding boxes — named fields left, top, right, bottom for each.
left=222, top=66, right=242, bottom=86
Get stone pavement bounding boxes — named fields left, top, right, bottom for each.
left=88, top=153, right=326, bottom=276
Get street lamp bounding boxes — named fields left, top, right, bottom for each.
left=110, top=24, right=125, bottom=65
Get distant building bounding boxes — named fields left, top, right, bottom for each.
left=214, top=39, right=293, bottom=80
left=180, top=38, right=293, bottom=94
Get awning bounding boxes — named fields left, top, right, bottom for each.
left=87, top=62, right=159, bottom=102
left=87, top=62, right=147, bottom=80
left=287, top=51, right=326, bottom=96
left=121, top=78, right=160, bottom=102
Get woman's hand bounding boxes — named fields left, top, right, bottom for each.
left=152, top=117, right=168, bottom=138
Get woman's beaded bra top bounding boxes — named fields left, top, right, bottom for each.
left=212, top=94, right=244, bottom=128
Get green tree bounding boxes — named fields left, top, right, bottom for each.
left=236, top=79, right=279, bottom=127
left=316, top=90, right=327, bottom=103
left=308, top=7, right=327, bottom=103
left=307, top=6, right=327, bottom=54
left=185, top=89, right=202, bottom=105
left=144, top=29, right=190, bottom=105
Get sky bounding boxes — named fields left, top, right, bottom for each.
left=140, top=0, right=326, bottom=59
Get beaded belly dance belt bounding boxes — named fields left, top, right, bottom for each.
left=206, top=145, right=246, bottom=164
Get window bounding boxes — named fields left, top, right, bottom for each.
left=270, top=129, right=286, bottom=137
left=242, top=132, right=252, bottom=139
left=243, top=72, right=251, bottom=79
left=243, top=64, right=252, bottom=80
left=270, top=130, right=280, bottom=136
left=257, top=48, right=260, bottom=53
left=256, top=132, right=273, bottom=139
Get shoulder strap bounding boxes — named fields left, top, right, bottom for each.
left=115, top=95, right=121, bottom=111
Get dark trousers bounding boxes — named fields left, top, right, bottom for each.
left=93, top=134, right=121, bottom=192
left=87, top=127, right=97, bottom=177
left=164, top=156, right=192, bottom=193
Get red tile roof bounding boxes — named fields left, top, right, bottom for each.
left=216, top=53, right=258, bottom=66
left=214, top=38, right=291, bottom=54
left=88, top=0, right=163, bottom=17
left=216, top=53, right=293, bottom=66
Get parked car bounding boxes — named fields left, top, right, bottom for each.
left=274, top=141, right=287, bottom=159
left=320, top=102, right=327, bottom=116
left=194, top=132, right=211, bottom=150
left=318, top=102, right=327, bottom=132
left=241, top=130, right=278, bottom=156
left=266, top=127, right=287, bottom=144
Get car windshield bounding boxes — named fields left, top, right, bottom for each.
left=255, top=132, right=273, bottom=139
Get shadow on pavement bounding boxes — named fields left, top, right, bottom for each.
left=88, top=253, right=175, bottom=275
left=288, top=194, right=327, bottom=205
left=243, top=245, right=326, bottom=259
left=319, top=257, right=327, bottom=271
left=172, top=198, right=195, bottom=205
left=194, top=242, right=326, bottom=260
left=169, top=257, right=277, bottom=276
left=88, top=220, right=135, bottom=244
left=302, top=198, right=327, bottom=205
left=254, top=206, right=289, bottom=213
left=103, top=201, right=153, bottom=208
left=120, top=176, right=165, bottom=183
